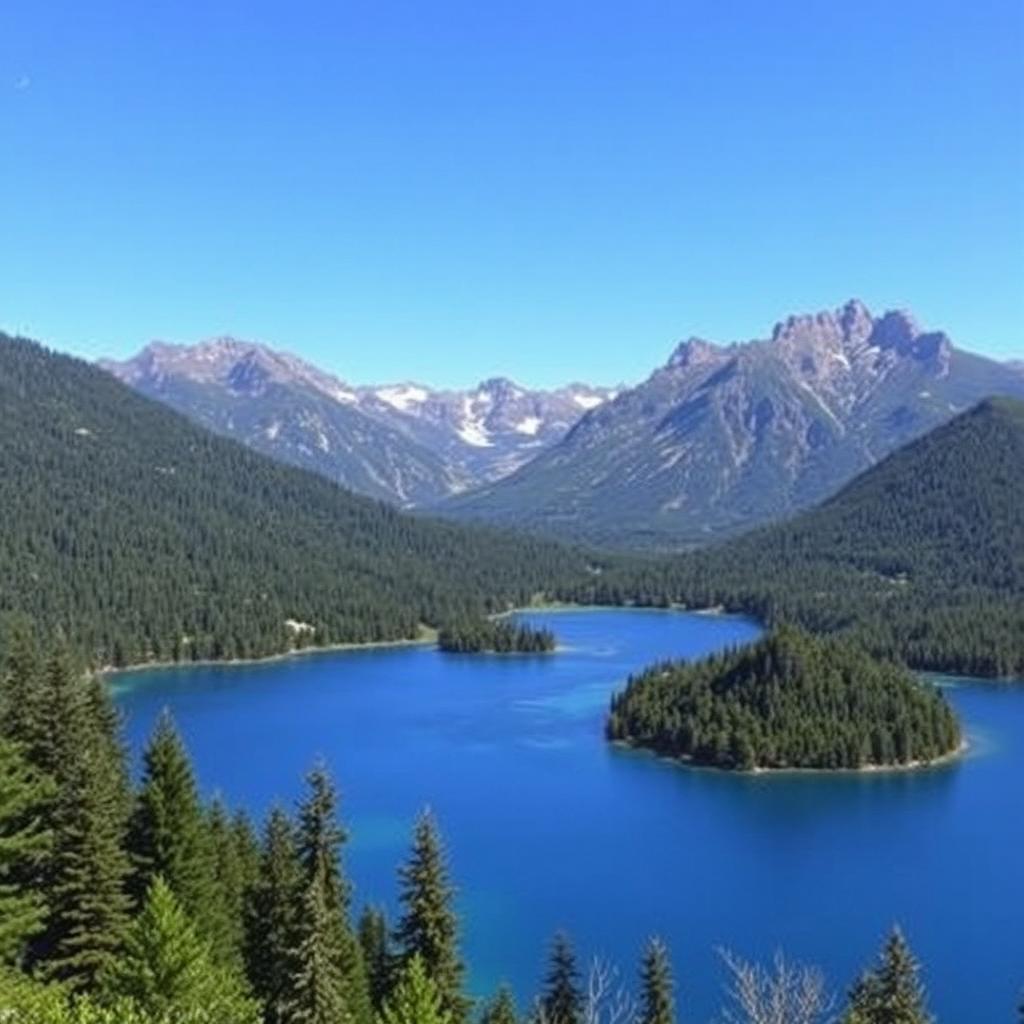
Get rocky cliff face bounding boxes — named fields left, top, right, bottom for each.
left=439, top=300, right=1024, bottom=548
left=100, top=340, right=615, bottom=505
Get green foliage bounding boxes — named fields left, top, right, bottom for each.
left=29, top=650, right=132, bottom=986
left=538, top=932, right=582, bottom=1024
left=0, top=333, right=602, bottom=669
left=204, top=799, right=257, bottom=974
left=609, top=628, right=961, bottom=770
left=99, top=876, right=259, bottom=1024
left=379, top=954, right=452, bottom=1024
left=287, top=766, right=370, bottom=1024
left=0, top=737, right=54, bottom=964
left=438, top=620, right=556, bottom=654
left=480, top=984, right=518, bottom=1024
left=842, top=928, right=933, bottom=1024
left=245, top=807, right=302, bottom=1024
left=639, top=937, right=676, bottom=1024
left=565, top=398, right=1024, bottom=678
left=128, top=712, right=211, bottom=928
left=358, top=906, right=393, bottom=1013
left=393, top=811, right=470, bottom=1024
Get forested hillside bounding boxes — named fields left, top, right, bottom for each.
left=565, top=398, right=1024, bottom=676
left=609, top=628, right=961, bottom=770
left=0, top=334, right=601, bottom=666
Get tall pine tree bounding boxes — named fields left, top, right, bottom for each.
left=127, top=710, right=212, bottom=926
left=0, top=736, right=53, bottom=964
left=32, top=647, right=131, bottom=986
left=639, top=937, right=675, bottom=1024
left=286, top=764, right=371, bottom=1024
left=843, top=928, right=932, bottom=1024
left=245, top=806, right=302, bottom=1024
left=393, top=810, right=470, bottom=1024
left=538, top=932, right=582, bottom=1024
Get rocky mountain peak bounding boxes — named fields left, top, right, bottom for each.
left=666, top=337, right=722, bottom=369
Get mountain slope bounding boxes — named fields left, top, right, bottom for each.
left=565, top=397, right=1024, bottom=675
left=440, top=301, right=1024, bottom=548
left=100, top=340, right=614, bottom=505
left=0, top=333, right=601, bottom=667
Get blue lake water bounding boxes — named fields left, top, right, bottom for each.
left=110, top=609, right=1023, bottom=1023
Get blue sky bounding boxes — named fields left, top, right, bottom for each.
left=2, top=1, right=1021, bottom=388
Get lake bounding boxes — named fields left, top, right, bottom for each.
left=110, top=608, right=1023, bottom=1023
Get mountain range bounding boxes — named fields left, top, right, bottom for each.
left=100, top=300, right=1024, bottom=549
left=441, top=300, right=1024, bottom=547
left=100, top=340, right=615, bottom=506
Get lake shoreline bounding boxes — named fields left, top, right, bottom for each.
left=105, top=604, right=748, bottom=678
left=101, top=627, right=439, bottom=678
left=611, top=737, right=969, bottom=776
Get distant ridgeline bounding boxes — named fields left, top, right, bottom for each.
left=609, top=628, right=961, bottom=771
left=0, top=334, right=603, bottom=668
left=564, top=398, right=1024, bottom=678
left=438, top=619, right=556, bottom=654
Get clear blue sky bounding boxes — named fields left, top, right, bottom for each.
left=2, top=1, right=1022, bottom=388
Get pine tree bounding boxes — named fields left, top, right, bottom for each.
left=481, top=983, right=519, bottom=1024
left=127, top=710, right=212, bottom=928
left=245, top=806, right=302, bottom=1024
left=538, top=932, right=582, bottom=1024
left=288, top=867, right=353, bottom=1024
left=287, top=764, right=371, bottom=1024
left=379, top=954, right=452, bottom=1024
left=205, top=797, right=249, bottom=975
left=0, top=617, right=43, bottom=752
left=32, top=647, right=131, bottom=986
left=843, top=927, right=932, bottom=1024
left=100, top=875, right=259, bottom=1024
left=0, top=737, right=54, bottom=964
left=357, top=904, right=392, bottom=1011
left=393, top=810, right=470, bottom=1024
left=639, top=937, right=675, bottom=1024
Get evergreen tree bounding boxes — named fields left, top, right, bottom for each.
left=379, top=954, right=452, bottom=1024
left=843, top=928, right=932, bottom=1024
left=480, top=984, right=519, bottom=1024
left=0, top=737, right=53, bottom=964
left=393, top=810, right=470, bottom=1024
left=205, top=797, right=250, bottom=975
left=32, top=648, right=131, bottom=986
left=639, top=937, right=675, bottom=1024
left=357, top=904, right=392, bottom=1011
left=538, top=932, right=582, bottom=1024
left=245, top=806, right=302, bottom=1024
left=287, top=764, right=371, bottom=1024
left=0, top=617, right=43, bottom=752
left=288, top=864, right=355, bottom=1024
left=127, top=710, right=212, bottom=926
left=99, top=875, right=259, bottom=1024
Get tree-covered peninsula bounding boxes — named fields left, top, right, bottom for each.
left=438, top=619, right=556, bottom=654
left=608, top=628, right=961, bottom=771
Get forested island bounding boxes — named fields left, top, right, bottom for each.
left=608, top=628, right=962, bottom=771
left=438, top=619, right=556, bottom=654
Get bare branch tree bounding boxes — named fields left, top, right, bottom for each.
left=716, top=948, right=836, bottom=1024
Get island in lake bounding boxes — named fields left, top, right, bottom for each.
left=437, top=618, right=556, bottom=654
left=608, top=627, right=962, bottom=771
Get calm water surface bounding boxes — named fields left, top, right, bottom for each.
left=111, top=609, right=1023, bottom=1023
